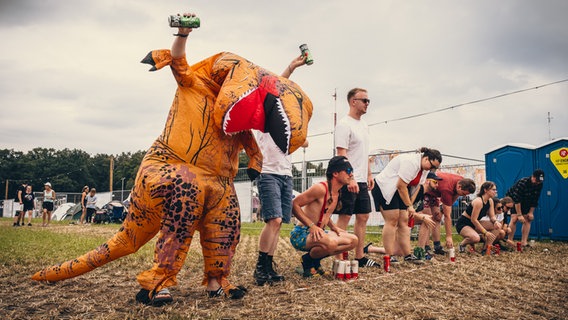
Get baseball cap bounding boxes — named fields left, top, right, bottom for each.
left=44, top=182, right=52, bottom=187
left=326, top=156, right=353, bottom=175
left=533, top=169, right=544, bottom=182
left=427, top=171, right=443, bottom=181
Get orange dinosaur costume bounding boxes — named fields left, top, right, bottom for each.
left=32, top=49, right=312, bottom=303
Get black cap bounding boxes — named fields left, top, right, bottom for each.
left=427, top=171, right=443, bottom=180
left=533, top=169, right=544, bottom=182
left=326, top=156, right=353, bottom=175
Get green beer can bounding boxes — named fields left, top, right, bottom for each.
left=169, top=15, right=201, bottom=28
left=299, top=44, right=314, bottom=65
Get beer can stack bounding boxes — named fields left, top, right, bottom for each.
left=332, top=260, right=358, bottom=281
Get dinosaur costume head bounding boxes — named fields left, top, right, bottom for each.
left=211, top=55, right=311, bottom=155
left=32, top=49, right=312, bottom=303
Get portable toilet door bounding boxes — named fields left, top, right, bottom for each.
left=536, top=137, right=568, bottom=240
left=485, top=143, right=537, bottom=239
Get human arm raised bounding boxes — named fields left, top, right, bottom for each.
left=281, top=55, right=306, bottom=79
left=171, top=12, right=196, bottom=58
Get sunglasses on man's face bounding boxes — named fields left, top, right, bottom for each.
left=353, top=98, right=371, bottom=104
left=345, top=167, right=353, bottom=174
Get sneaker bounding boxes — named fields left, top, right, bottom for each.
left=266, top=260, right=285, bottom=283
left=424, top=245, right=432, bottom=253
left=434, top=245, right=447, bottom=255
left=253, top=261, right=271, bottom=286
left=363, top=242, right=372, bottom=254
left=458, top=244, right=466, bottom=253
left=404, top=254, right=425, bottom=265
left=28, top=223, right=32, bottom=226
left=389, top=256, right=400, bottom=264
left=413, top=247, right=425, bottom=260
left=357, top=256, right=380, bottom=268
left=424, top=252, right=433, bottom=261
left=301, top=254, right=318, bottom=278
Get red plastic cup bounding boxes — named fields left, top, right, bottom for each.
left=494, top=244, right=501, bottom=255
left=486, top=245, right=493, bottom=256
left=517, top=242, right=522, bottom=252
left=383, top=255, right=390, bottom=272
left=449, top=248, right=456, bottom=262
left=408, top=216, right=415, bottom=228
left=342, top=251, right=349, bottom=260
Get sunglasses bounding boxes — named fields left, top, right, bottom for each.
left=345, top=167, right=353, bottom=174
left=353, top=98, right=371, bottom=104
left=496, top=206, right=503, bottom=211
left=429, top=159, right=439, bottom=170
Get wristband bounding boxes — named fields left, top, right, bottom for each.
left=307, top=222, right=315, bottom=228
left=173, top=33, right=189, bottom=37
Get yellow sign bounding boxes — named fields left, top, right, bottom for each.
left=550, top=147, right=568, bottom=179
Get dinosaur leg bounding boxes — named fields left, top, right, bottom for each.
left=136, top=164, right=204, bottom=294
left=198, top=178, right=243, bottom=297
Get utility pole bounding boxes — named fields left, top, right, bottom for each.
left=332, top=88, right=337, bottom=157
left=4, top=180, right=8, bottom=200
left=109, top=156, right=114, bottom=196
left=547, top=111, right=553, bottom=140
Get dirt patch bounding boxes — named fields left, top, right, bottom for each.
left=1, top=224, right=567, bottom=320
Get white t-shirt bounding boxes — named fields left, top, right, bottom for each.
left=480, top=212, right=503, bottom=222
left=375, top=152, right=427, bottom=204
left=254, top=131, right=292, bottom=176
left=334, top=115, right=369, bottom=183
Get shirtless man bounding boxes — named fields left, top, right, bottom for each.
left=290, top=156, right=359, bottom=277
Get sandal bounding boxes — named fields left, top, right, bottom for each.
left=135, top=288, right=173, bottom=307
left=207, top=285, right=248, bottom=299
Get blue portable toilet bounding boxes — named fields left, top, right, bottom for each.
left=536, top=137, right=568, bottom=240
left=485, top=143, right=538, bottom=239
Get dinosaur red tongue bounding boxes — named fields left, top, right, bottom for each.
left=224, top=88, right=267, bottom=133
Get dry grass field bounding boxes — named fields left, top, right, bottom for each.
left=1, top=221, right=567, bottom=320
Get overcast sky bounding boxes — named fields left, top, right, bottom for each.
left=1, top=0, right=567, bottom=166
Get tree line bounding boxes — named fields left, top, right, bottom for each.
left=1, top=147, right=329, bottom=200
left=0, top=148, right=147, bottom=200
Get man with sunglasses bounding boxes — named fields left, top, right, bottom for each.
left=333, top=88, right=379, bottom=268
left=419, top=172, right=477, bottom=255
left=290, top=156, right=359, bottom=277
left=505, top=169, right=545, bottom=247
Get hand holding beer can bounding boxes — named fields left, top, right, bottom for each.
left=299, top=44, right=314, bottom=65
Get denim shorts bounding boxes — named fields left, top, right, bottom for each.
left=257, top=173, right=293, bottom=223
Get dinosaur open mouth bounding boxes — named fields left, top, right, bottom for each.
left=223, top=88, right=291, bottom=154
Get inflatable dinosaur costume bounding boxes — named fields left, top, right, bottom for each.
left=32, top=49, right=313, bottom=303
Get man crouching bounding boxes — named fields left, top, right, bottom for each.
left=290, top=156, right=359, bottom=277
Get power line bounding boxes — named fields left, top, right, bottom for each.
left=368, top=78, right=568, bottom=127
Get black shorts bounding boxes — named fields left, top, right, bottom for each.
left=455, top=215, right=475, bottom=234
left=334, top=182, right=371, bottom=215
left=42, top=202, right=54, bottom=211
left=371, top=184, right=408, bottom=211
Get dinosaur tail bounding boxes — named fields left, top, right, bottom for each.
left=31, top=226, right=155, bottom=282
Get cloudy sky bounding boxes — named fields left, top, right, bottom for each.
left=1, top=0, right=567, bottom=166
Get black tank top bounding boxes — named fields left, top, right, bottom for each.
left=465, top=198, right=490, bottom=221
